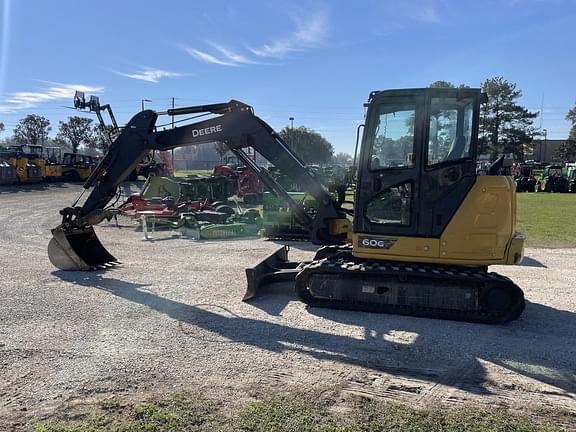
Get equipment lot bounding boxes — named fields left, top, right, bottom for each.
left=1, top=183, right=575, bottom=429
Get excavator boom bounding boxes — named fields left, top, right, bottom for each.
left=48, top=100, right=347, bottom=271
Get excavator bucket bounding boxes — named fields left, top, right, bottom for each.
left=48, top=226, right=118, bottom=271
left=243, top=246, right=302, bottom=301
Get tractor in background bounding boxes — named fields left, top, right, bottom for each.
left=535, top=165, right=569, bottom=193
left=514, top=163, right=540, bottom=192
left=566, top=164, right=576, bottom=193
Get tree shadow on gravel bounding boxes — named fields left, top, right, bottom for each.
left=52, top=271, right=576, bottom=398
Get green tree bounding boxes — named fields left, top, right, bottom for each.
left=56, top=116, right=94, bottom=153
left=333, top=152, right=353, bottom=166
left=555, top=106, right=576, bottom=160
left=13, top=114, right=51, bottom=145
left=0, top=122, right=4, bottom=134
left=428, top=81, right=470, bottom=89
left=429, top=80, right=455, bottom=88
left=279, top=126, right=334, bottom=164
left=567, top=106, right=576, bottom=140
left=92, top=124, right=117, bottom=152
left=479, top=77, right=538, bottom=160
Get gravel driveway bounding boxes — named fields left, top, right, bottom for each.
left=1, top=183, right=575, bottom=430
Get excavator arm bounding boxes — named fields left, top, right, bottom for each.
left=48, top=100, right=348, bottom=271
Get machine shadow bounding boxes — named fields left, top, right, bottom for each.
left=52, top=271, right=576, bottom=396
left=310, top=300, right=576, bottom=394
left=520, top=256, right=547, bottom=268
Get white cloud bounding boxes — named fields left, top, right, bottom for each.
left=0, top=82, right=103, bottom=114
left=251, top=9, right=329, bottom=59
left=113, top=67, right=184, bottom=83
left=208, top=42, right=260, bottom=65
left=183, top=8, right=329, bottom=66
left=184, top=46, right=241, bottom=67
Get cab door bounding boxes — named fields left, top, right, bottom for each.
left=353, top=91, right=426, bottom=237
left=419, top=93, right=479, bottom=237
left=354, top=88, right=481, bottom=239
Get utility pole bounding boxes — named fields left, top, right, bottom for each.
left=171, top=97, right=175, bottom=173
left=141, top=98, right=152, bottom=112
left=542, top=128, right=548, bottom=162
left=288, top=117, right=294, bottom=149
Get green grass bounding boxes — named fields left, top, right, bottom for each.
left=31, top=395, right=571, bottom=432
left=516, top=193, right=576, bottom=248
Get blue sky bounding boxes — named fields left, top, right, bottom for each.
left=0, top=0, right=574, bottom=154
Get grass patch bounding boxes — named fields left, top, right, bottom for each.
left=31, top=395, right=570, bottom=432
left=32, top=394, right=218, bottom=432
left=516, top=193, right=576, bottom=248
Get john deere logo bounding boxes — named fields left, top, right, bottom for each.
left=359, top=236, right=397, bottom=249
left=192, top=124, right=222, bottom=138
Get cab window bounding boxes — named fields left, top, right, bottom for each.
left=370, top=104, right=416, bottom=170
left=427, top=97, right=473, bottom=166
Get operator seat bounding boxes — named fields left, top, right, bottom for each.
left=446, top=135, right=468, bottom=161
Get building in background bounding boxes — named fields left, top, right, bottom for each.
left=530, top=139, right=566, bottom=163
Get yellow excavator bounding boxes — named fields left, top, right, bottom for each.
left=48, top=87, right=525, bottom=324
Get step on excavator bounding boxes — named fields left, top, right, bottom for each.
left=48, top=88, right=525, bottom=324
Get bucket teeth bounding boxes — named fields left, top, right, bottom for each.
left=48, top=226, right=118, bottom=271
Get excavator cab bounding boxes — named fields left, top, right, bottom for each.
left=355, top=89, right=477, bottom=237
left=351, top=88, right=521, bottom=265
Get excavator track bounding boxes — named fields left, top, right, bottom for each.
left=294, top=254, right=525, bottom=324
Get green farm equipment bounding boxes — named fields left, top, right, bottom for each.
left=567, top=165, right=576, bottom=193
left=535, top=165, right=569, bottom=193
left=262, top=191, right=319, bottom=240
left=141, top=175, right=234, bottom=202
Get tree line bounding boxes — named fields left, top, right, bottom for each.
left=1, top=77, right=575, bottom=162
left=431, top=77, right=576, bottom=161
left=0, top=115, right=111, bottom=154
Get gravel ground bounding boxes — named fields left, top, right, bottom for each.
left=1, top=183, right=576, bottom=430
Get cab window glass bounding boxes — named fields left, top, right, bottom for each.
left=370, top=105, right=416, bottom=170
left=427, top=98, right=473, bottom=166
left=366, top=182, right=412, bottom=226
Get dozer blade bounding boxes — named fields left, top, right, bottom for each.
left=243, top=245, right=303, bottom=301
left=48, top=226, right=118, bottom=271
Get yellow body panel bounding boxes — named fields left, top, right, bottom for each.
left=62, top=166, right=91, bottom=181
left=77, top=167, right=91, bottom=181
left=42, top=162, right=63, bottom=179
left=352, top=176, right=524, bottom=266
left=8, top=157, right=42, bottom=183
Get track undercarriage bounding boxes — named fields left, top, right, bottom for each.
left=245, top=246, right=525, bottom=324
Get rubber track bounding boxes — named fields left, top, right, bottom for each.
left=295, top=257, right=525, bottom=324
